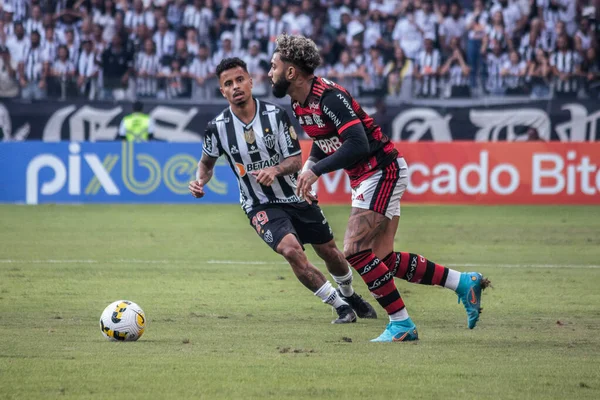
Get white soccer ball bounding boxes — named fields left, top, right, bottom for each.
left=99, top=300, right=146, bottom=342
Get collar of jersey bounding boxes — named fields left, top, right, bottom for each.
left=229, top=98, right=259, bottom=129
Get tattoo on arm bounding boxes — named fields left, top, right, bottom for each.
left=274, top=154, right=302, bottom=176
left=199, top=154, right=217, bottom=183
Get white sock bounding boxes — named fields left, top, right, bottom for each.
left=444, top=269, right=462, bottom=291
left=330, top=270, right=355, bottom=297
left=314, top=281, right=347, bottom=308
left=389, top=308, right=410, bottom=322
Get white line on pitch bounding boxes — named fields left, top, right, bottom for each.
left=0, top=259, right=599, bottom=269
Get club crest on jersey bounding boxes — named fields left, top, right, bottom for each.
left=264, top=230, right=273, bottom=243
left=308, top=101, right=319, bottom=110
left=313, top=114, right=325, bottom=128
left=244, top=127, right=256, bottom=144
left=263, top=133, right=276, bottom=149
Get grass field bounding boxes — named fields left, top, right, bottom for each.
left=1, top=204, right=599, bottom=400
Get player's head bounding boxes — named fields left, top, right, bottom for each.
left=133, top=101, right=143, bottom=113
left=268, top=34, right=320, bottom=98
left=216, top=57, right=253, bottom=106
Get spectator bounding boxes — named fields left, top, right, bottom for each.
left=414, top=34, right=440, bottom=97
left=187, top=42, right=216, bottom=98
left=536, top=0, right=562, bottom=32
left=212, top=31, right=235, bottom=65
left=550, top=34, right=581, bottom=98
left=135, top=38, right=161, bottom=98
left=416, top=0, right=438, bottom=38
left=329, top=49, right=361, bottom=93
left=77, top=39, right=98, bottom=100
left=183, top=0, right=214, bottom=44
left=158, top=57, right=189, bottom=99
left=502, top=50, right=527, bottom=94
left=2, top=8, right=15, bottom=38
left=580, top=47, right=600, bottom=99
left=25, top=5, right=45, bottom=40
left=94, top=0, right=117, bottom=42
left=185, top=28, right=199, bottom=56
left=526, top=48, right=552, bottom=97
left=360, top=45, right=386, bottom=96
left=349, top=38, right=365, bottom=66
left=481, top=10, right=513, bottom=55
left=327, top=0, right=345, bottom=32
left=125, top=0, right=155, bottom=32
left=439, top=2, right=466, bottom=55
left=484, top=39, right=509, bottom=95
left=232, top=5, right=254, bottom=52
left=392, top=4, right=423, bottom=60
left=282, top=0, right=311, bottom=36
left=100, top=34, right=132, bottom=101
left=153, top=17, right=176, bottom=59
left=166, top=0, right=187, bottom=33
left=64, top=28, right=79, bottom=66
left=383, top=46, right=414, bottom=98
left=49, top=44, right=76, bottom=98
left=0, top=45, right=18, bottom=98
left=440, top=38, right=471, bottom=97
left=574, top=17, right=596, bottom=58
left=465, top=0, right=489, bottom=87
left=19, top=30, right=45, bottom=100
left=92, top=23, right=107, bottom=57
left=41, top=25, right=59, bottom=66
left=216, top=0, right=236, bottom=34
left=363, top=7, right=383, bottom=50
left=379, top=15, right=398, bottom=56
left=492, top=0, right=526, bottom=38
left=264, top=5, right=286, bottom=55
left=243, top=40, right=269, bottom=96
left=6, top=21, right=28, bottom=64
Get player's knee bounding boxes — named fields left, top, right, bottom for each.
left=278, top=239, right=304, bottom=263
left=343, top=241, right=368, bottom=259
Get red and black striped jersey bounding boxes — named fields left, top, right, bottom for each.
left=291, top=76, right=399, bottom=187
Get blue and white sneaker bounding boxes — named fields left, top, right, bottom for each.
left=456, top=272, right=491, bottom=329
left=370, top=318, right=419, bottom=342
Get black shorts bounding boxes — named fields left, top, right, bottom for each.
left=247, top=202, right=334, bottom=252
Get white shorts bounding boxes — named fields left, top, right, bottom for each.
left=351, top=157, right=408, bottom=219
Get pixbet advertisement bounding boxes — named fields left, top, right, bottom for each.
left=1, top=142, right=599, bottom=205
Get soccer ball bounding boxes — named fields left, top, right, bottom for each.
left=99, top=300, right=146, bottom=341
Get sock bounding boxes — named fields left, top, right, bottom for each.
left=346, top=250, right=406, bottom=316
left=314, top=281, right=347, bottom=309
left=383, top=252, right=462, bottom=290
left=330, top=270, right=354, bottom=297
left=389, top=308, right=409, bottom=321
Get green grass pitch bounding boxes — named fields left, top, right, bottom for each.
left=1, top=204, right=599, bottom=399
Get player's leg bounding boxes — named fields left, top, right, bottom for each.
left=376, top=158, right=492, bottom=329
left=343, top=207, right=418, bottom=342
left=249, top=206, right=355, bottom=324
left=292, top=203, right=377, bottom=319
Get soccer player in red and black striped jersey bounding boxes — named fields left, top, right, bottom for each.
left=268, top=34, right=491, bottom=342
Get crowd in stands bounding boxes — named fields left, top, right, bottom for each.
left=0, top=0, right=598, bottom=101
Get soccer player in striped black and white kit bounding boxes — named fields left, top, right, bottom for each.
left=189, top=58, right=377, bottom=324
left=270, top=34, right=491, bottom=342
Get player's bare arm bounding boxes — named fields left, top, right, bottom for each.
left=251, top=154, right=302, bottom=186
left=189, top=154, right=217, bottom=198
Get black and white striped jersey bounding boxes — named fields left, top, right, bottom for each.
left=203, top=99, right=303, bottom=214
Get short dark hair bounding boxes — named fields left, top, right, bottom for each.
left=133, top=101, right=143, bottom=112
left=215, top=57, right=248, bottom=78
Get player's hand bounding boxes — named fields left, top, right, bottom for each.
left=188, top=179, right=205, bottom=198
left=250, top=167, right=277, bottom=186
left=296, top=170, right=319, bottom=204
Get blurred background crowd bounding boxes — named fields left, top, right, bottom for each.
left=0, top=0, right=598, bottom=101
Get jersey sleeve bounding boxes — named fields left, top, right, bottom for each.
left=319, top=89, right=361, bottom=136
left=277, top=110, right=302, bottom=158
left=202, top=122, right=221, bottom=158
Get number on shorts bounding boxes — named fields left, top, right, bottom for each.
left=251, top=211, right=269, bottom=234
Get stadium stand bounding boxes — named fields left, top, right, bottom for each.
left=0, top=0, right=597, bottom=101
